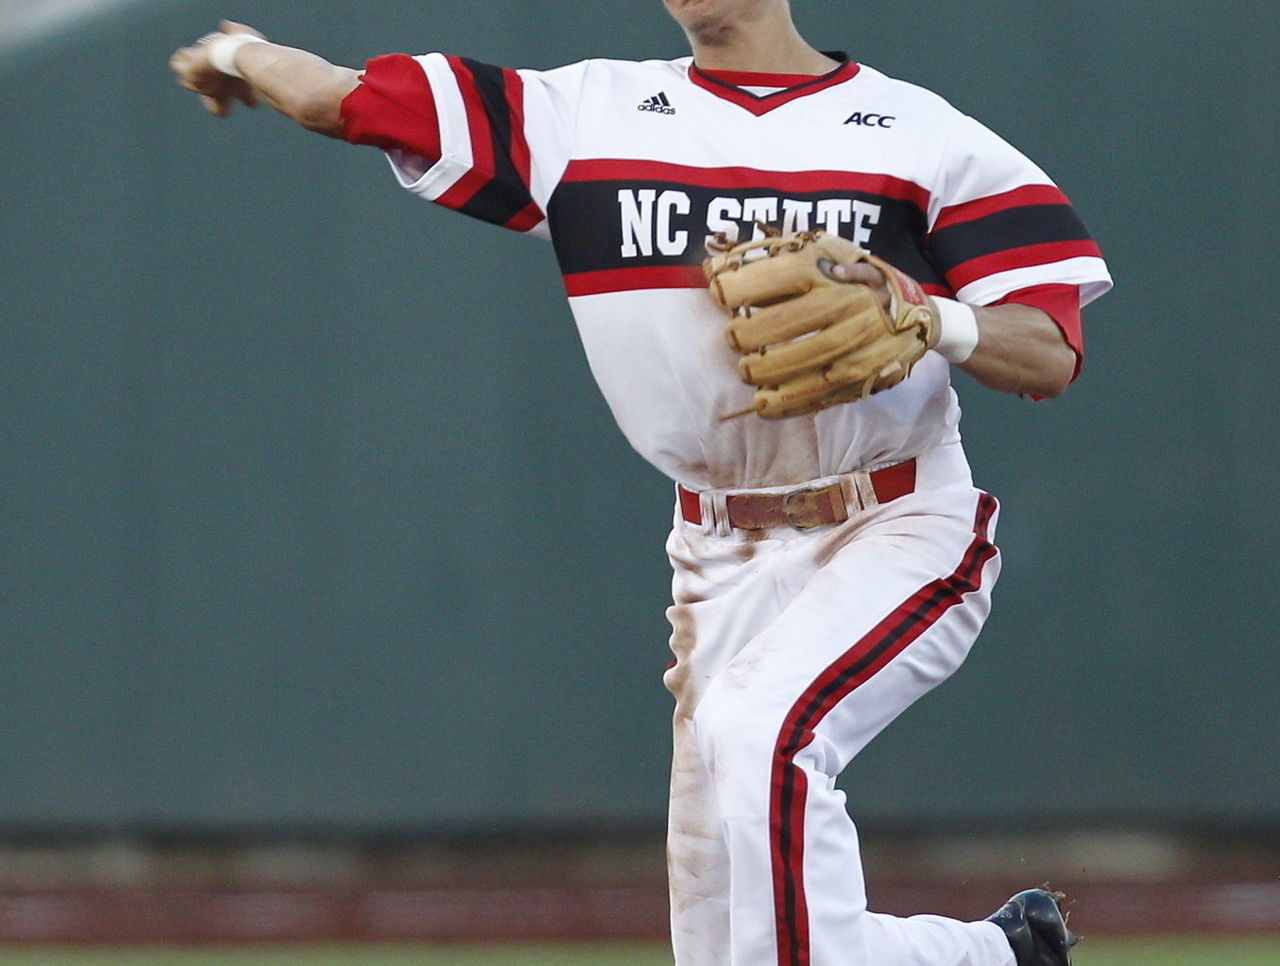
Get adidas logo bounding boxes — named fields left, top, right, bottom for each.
left=637, top=91, right=675, bottom=115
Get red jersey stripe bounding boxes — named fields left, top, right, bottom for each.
left=563, top=265, right=707, bottom=296
left=504, top=200, right=545, bottom=233
left=932, top=184, right=1071, bottom=232
left=503, top=67, right=534, bottom=193
left=435, top=168, right=504, bottom=216
left=445, top=56, right=495, bottom=180
left=432, top=167, right=489, bottom=213
left=944, top=239, right=1103, bottom=292
left=560, top=159, right=931, bottom=210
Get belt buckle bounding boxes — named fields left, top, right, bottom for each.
left=781, top=485, right=839, bottom=531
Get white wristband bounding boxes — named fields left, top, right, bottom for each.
left=931, top=297, right=980, bottom=364
left=206, top=33, right=269, bottom=79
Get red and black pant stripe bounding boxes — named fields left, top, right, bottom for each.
left=769, top=494, right=999, bottom=966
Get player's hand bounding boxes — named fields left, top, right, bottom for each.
left=824, top=260, right=892, bottom=313
left=169, top=20, right=264, bottom=118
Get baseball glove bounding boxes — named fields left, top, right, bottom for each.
left=704, top=229, right=938, bottom=419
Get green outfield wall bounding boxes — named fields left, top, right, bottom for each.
left=1, top=0, right=1277, bottom=833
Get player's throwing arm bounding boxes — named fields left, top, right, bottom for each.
left=169, top=21, right=358, bottom=134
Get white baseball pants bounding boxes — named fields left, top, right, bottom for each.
left=663, top=442, right=1016, bottom=966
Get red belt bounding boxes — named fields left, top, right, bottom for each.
left=678, top=459, right=917, bottom=531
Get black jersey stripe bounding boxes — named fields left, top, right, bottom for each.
left=928, top=203, right=1093, bottom=277
left=547, top=178, right=945, bottom=290
left=456, top=58, right=539, bottom=228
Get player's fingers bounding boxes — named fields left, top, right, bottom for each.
left=170, top=46, right=219, bottom=88
left=824, top=261, right=880, bottom=286
left=169, top=48, right=197, bottom=74
left=220, top=19, right=264, bottom=38
left=177, top=74, right=217, bottom=97
left=200, top=93, right=230, bottom=117
left=823, top=261, right=891, bottom=309
left=175, top=68, right=210, bottom=92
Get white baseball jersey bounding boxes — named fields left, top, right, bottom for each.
left=340, top=51, right=1113, bottom=966
left=340, top=53, right=1112, bottom=491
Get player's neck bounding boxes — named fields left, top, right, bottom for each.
left=685, top=21, right=838, bottom=76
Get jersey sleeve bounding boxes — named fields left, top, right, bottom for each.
left=338, top=53, right=587, bottom=239
left=925, top=115, right=1112, bottom=312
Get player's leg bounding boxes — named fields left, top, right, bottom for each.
left=664, top=514, right=796, bottom=966
left=691, top=483, right=1014, bottom=966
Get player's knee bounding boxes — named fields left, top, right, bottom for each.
left=692, top=681, right=779, bottom=769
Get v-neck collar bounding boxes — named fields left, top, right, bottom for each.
left=687, top=54, right=860, bottom=117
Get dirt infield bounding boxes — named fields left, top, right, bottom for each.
left=1, top=831, right=1276, bottom=943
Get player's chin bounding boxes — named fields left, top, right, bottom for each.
left=662, top=0, right=721, bottom=26
left=670, top=12, right=728, bottom=41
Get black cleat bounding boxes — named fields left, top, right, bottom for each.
left=985, top=888, right=1078, bottom=966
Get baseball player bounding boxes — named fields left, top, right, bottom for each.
left=170, top=3, right=1111, bottom=965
